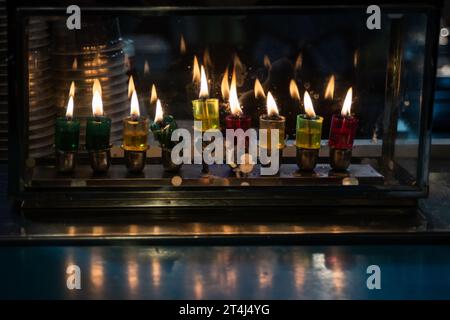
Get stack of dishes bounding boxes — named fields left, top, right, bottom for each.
left=0, top=0, right=7, bottom=160
left=52, top=18, right=128, bottom=146
left=28, top=16, right=55, bottom=159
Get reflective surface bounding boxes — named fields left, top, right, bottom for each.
left=0, top=245, right=450, bottom=299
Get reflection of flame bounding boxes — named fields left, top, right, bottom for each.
left=66, top=81, right=75, bottom=118
left=341, top=87, right=353, bottom=116
left=295, top=53, right=302, bottom=72
left=289, top=79, right=300, bottom=101
left=72, top=58, right=78, bottom=70
left=128, top=76, right=135, bottom=98
left=194, top=273, right=203, bottom=299
left=203, top=48, right=213, bottom=70
left=303, top=91, right=316, bottom=118
left=92, top=79, right=103, bottom=117
left=233, top=54, right=243, bottom=72
left=154, top=99, right=163, bottom=123
left=124, top=53, right=131, bottom=71
left=229, top=68, right=243, bottom=116
left=90, top=250, right=104, bottom=290
left=152, top=258, right=161, bottom=288
left=254, top=78, right=266, bottom=99
left=180, top=34, right=186, bottom=55
left=354, top=50, right=359, bottom=68
left=150, top=84, right=158, bottom=105
left=221, top=67, right=230, bottom=101
left=144, top=60, right=150, bottom=74
left=199, top=65, right=209, bottom=98
left=192, top=55, right=200, bottom=84
left=266, top=91, right=279, bottom=117
left=324, top=75, right=335, bottom=100
left=264, top=54, right=272, bottom=69
left=127, top=259, right=138, bottom=292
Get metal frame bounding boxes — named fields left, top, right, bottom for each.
left=6, top=0, right=441, bottom=212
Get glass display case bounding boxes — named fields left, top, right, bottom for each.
left=7, top=0, right=440, bottom=213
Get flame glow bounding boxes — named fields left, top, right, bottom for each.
left=124, top=53, right=131, bottom=71
left=303, top=91, right=316, bottom=118
left=199, top=65, right=209, bottom=98
left=221, top=67, right=230, bottom=101
left=180, top=34, right=186, bottom=55
left=254, top=79, right=266, bottom=99
left=66, top=81, right=75, bottom=118
left=150, top=84, right=158, bottom=105
left=289, top=79, right=300, bottom=101
left=192, top=55, right=200, bottom=84
left=92, top=79, right=103, bottom=117
left=130, top=89, right=140, bottom=118
left=203, top=48, right=212, bottom=69
left=324, top=75, right=335, bottom=100
left=295, top=53, right=303, bottom=72
left=128, top=76, right=135, bottom=98
left=229, top=69, right=243, bottom=116
left=144, top=60, right=150, bottom=74
left=266, top=91, right=279, bottom=117
left=72, top=58, right=78, bottom=70
left=341, top=87, right=353, bottom=116
left=264, top=55, right=272, bottom=69
left=154, top=99, right=163, bottom=123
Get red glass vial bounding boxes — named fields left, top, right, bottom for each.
left=328, top=114, right=359, bottom=149
left=225, top=114, right=252, bottom=131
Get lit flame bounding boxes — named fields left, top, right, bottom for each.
left=192, top=55, right=200, bottom=84
left=92, top=79, right=103, bottom=117
left=264, top=55, right=272, bottom=69
left=266, top=91, right=279, bottom=117
left=221, top=67, right=230, bottom=101
left=128, top=76, right=135, bottom=98
left=180, top=34, right=186, bottom=55
left=199, top=65, right=209, bottom=98
left=69, top=80, right=75, bottom=98
left=289, top=79, right=300, bottom=101
left=303, top=91, right=316, bottom=118
left=341, top=87, right=353, bottom=116
left=150, top=84, right=158, bottom=105
left=324, top=75, right=335, bottom=100
left=254, top=79, right=266, bottom=99
left=144, top=60, right=150, bottom=74
left=66, top=81, right=75, bottom=118
left=154, top=99, right=163, bottom=123
left=229, top=68, right=243, bottom=116
left=295, top=53, right=302, bottom=72
left=130, top=89, right=140, bottom=118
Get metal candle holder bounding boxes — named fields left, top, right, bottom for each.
left=124, top=148, right=147, bottom=173
left=56, top=149, right=77, bottom=173
left=161, top=148, right=182, bottom=173
left=89, top=147, right=111, bottom=173
left=330, top=147, right=352, bottom=171
left=296, top=148, right=319, bottom=171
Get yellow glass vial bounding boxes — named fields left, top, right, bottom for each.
left=123, top=117, right=149, bottom=151
left=192, top=98, right=220, bottom=131
left=296, top=115, right=323, bottom=149
left=259, top=115, right=286, bottom=150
